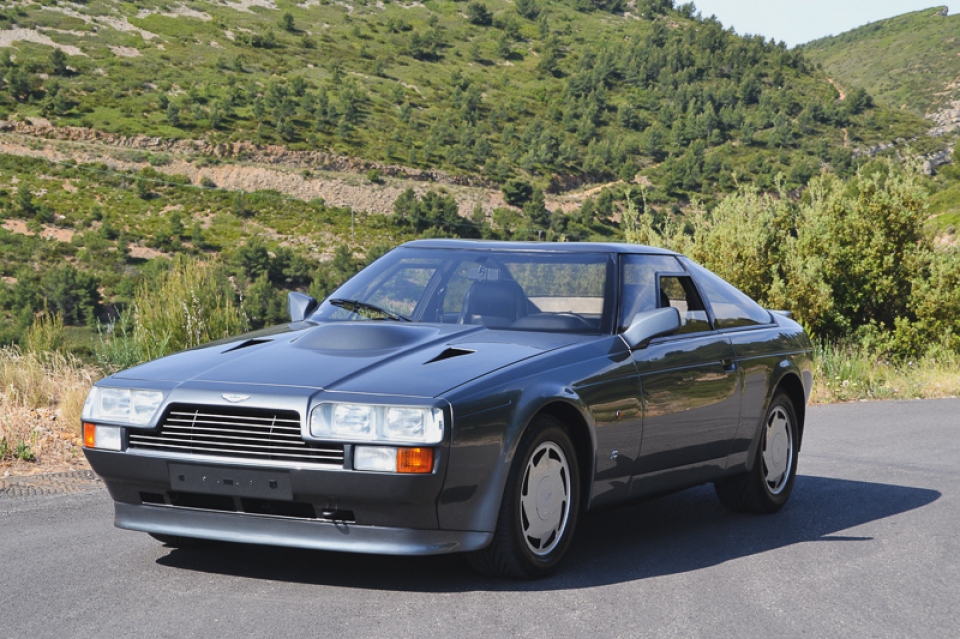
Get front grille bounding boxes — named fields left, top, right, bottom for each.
left=128, top=403, right=343, bottom=467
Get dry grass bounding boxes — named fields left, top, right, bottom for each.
left=1, top=338, right=959, bottom=477
left=811, top=343, right=960, bottom=404
left=0, top=347, right=96, bottom=476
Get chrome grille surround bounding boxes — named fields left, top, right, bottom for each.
left=128, top=403, right=344, bottom=467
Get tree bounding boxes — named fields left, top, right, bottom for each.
left=501, top=179, right=533, bottom=207
left=40, top=265, right=101, bottom=326
left=845, top=87, right=873, bottom=116
left=52, top=88, right=70, bottom=116
left=233, top=192, right=253, bottom=218
left=165, top=103, right=181, bottom=127
left=242, top=272, right=285, bottom=329
left=515, top=0, right=540, bottom=19
left=467, top=2, right=493, bottom=26
left=16, top=187, right=35, bottom=216
left=136, top=176, right=152, bottom=200
left=233, top=236, right=272, bottom=281
left=50, top=49, right=69, bottom=76
left=280, top=12, right=296, bottom=32
left=538, top=40, right=560, bottom=77
left=6, top=67, right=31, bottom=102
left=497, top=32, right=513, bottom=59
left=523, top=187, right=551, bottom=228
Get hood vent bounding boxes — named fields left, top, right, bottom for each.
left=222, top=338, right=272, bottom=353
left=426, top=347, right=475, bottom=364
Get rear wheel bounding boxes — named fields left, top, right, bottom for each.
left=715, top=391, right=799, bottom=514
left=467, top=415, right=580, bottom=579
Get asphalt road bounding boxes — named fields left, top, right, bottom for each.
left=2, top=398, right=958, bottom=639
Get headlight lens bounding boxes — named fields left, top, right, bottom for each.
left=310, top=403, right=444, bottom=444
left=82, top=387, right=165, bottom=426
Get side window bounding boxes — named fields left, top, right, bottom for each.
left=619, top=254, right=683, bottom=331
left=658, top=273, right=711, bottom=334
left=681, top=259, right=772, bottom=329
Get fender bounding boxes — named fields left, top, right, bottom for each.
left=742, top=360, right=811, bottom=473
left=437, top=380, right=597, bottom=534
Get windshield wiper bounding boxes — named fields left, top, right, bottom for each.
left=329, top=298, right=411, bottom=322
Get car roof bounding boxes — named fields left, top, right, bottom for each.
left=400, top=239, right=678, bottom=255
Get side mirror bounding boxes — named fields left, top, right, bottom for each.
left=622, top=307, right=681, bottom=350
left=287, top=291, right=319, bottom=322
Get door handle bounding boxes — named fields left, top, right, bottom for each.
left=722, top=359, right=737, bottom=372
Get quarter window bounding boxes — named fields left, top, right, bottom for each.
left=658, top=274, right=711, bottom=334
left=682, top=259, right=772, bottom=329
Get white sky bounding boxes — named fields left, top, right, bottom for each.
left=689, top=1, right=956, bottom=47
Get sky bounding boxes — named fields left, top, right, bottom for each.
left=689, top=1, right=956, bottom=48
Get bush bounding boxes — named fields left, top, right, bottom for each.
left=97, top=258, right=248, bottom=370
left=626, top=159, right=954, bottom=357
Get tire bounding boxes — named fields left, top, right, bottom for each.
left=715, top=391, right=799, bottom=514
left=467, top=415, right=581, bottom=580
left=148, top=533, right=206, bottom=548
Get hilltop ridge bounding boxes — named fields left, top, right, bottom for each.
left=803, top=6, right=960, bottom=120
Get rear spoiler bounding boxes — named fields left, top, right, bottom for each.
left=768, top=309, right=792, bottom=318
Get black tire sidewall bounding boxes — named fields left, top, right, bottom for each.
left=503, top=417, right=580, bottom=576
left=755, top=392, right=800, bottom=510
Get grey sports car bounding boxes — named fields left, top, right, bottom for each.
left=82, top=240, right=813, bottom=579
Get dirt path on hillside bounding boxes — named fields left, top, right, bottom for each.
left=0, top=133, right=509, bottom=217
left=0, top=121, right=603, bottom=218
left=827, top=77, right=847, bottom=101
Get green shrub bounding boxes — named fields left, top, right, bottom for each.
left=97, top=258, right=248, bottom=371
left=627, top=159, right=956, bottom=358
left=22, top=310, right=64, bottom=354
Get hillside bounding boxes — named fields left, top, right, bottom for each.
left=803, top=6, right=960, bottom=118
left=0, top=0, right=931, bottom=200
left=0, top=0, right=952, bottom=357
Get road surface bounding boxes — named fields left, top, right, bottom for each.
left=2, top=398, right=957, bottom=639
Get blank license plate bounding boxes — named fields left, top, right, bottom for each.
left=168, top=463, right=293, bottom=500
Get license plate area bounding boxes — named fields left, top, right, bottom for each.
left=168, top=463, right=293, bottom=501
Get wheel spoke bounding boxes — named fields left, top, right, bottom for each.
left=761, top=407, right=792, bottom=493
left=519, top=442, right=571, bottom=556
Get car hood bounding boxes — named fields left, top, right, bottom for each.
left=111, top=321, right=591, bottom=398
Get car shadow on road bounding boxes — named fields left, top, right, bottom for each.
left=155, top=474, right=939, bottom=592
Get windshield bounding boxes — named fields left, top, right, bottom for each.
left=313, top=247, right=616, bottom=334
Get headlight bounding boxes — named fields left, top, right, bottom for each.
left=310, top=403, right=444, bottom=444
left=82, top=387, right=165, bottom=426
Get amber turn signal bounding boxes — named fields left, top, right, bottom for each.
left=397, top=447, right=434, bottom=474
left=83, top=422, right=96, bottom=448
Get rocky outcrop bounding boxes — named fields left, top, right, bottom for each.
left=927, top=100, right=960, bottom=137
left=0, top=120, right=493, bottom=189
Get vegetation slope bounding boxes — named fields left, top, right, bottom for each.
left=0, top=0, right=932, bottom=199
left=803, top=6, right=960, bottom=116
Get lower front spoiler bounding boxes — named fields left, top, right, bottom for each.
left=116, top=502, right=492, bottom=556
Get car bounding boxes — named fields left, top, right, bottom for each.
left=82, top=239, right=813, bottom=579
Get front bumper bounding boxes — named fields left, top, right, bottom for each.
left=85, top=446, right=491, bottom=556
left=116, top=502, right=492, bottom=555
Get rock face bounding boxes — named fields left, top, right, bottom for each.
left=927, top=100, right=960, bottom=137
left=0, top=120, right=492, bottom=189
left=0, top=119, right=523, bottom=216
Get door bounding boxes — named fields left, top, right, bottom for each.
left=628, top=271, right=741, bottom=490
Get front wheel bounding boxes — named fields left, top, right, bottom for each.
left=715, top=391, right=799, bottom=514
left=467, top=415, right=580, bottom=579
